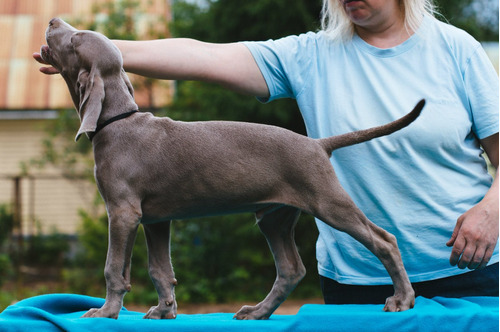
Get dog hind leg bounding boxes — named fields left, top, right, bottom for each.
left=143, top=221, right=178, bottom=319
left=311, top=189, right=415, bottom=312
left=234, top=206, right=306, bottom=320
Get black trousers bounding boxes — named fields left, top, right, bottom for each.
left=320, top=263, right=499, bottom=304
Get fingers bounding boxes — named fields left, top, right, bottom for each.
left=479, top=247, right=495, bottom=269
left=452, top=240, right=493, bottom=270
left=448, top=215, right=496, bottom=270
left=448, top=233, right=465, bottom=267
left=33, top=52, right=49, bottom=64
left=456, top=239, right=476, bottom=269
left=446, top=216, right=462, bottom=247
left=32, top=52, right=60, bottom=75
left=39, top=66, right=60, bottom=75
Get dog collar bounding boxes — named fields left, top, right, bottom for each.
left=88, top=110, right=138, bottom=141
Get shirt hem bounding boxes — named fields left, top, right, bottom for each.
left=318, top=254, right=499, bottom=285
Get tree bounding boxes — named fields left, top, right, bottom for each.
left=435, top=0, right=499, bottom=41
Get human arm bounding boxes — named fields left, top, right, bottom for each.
left=34, top=38, right=269, bottom=98
left=447, top=133, right=499, bottom=270
left=115, top=39, right=268, bottom=97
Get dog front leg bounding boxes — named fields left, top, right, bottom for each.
left=82, top=208, right=140, bottom=319
left=143, top=221, right=178, bottom=319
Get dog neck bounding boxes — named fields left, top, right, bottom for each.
left=88, top=110, right=138, bottom=141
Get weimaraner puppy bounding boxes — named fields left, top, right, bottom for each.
left=41, top=18, right=423, bottom=320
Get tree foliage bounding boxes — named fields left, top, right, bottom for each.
left=435, top=0, right=499, bottom=41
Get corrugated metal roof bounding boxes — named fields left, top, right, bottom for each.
left=0, top=0, right=173, bottom=111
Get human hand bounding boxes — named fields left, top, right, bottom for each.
left=446, top=197, right=499, bottom=270
left=32, top=51, right=60, bottom=75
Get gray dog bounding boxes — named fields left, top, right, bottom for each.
left=41, top=18, right=423, bottom=320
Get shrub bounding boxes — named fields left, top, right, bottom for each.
left=0, top=205, right=14, bottom=287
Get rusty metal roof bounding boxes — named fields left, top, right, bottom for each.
left=0, top=0, right=173, bottom=111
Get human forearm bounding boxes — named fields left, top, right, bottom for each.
left=447, top=171, right=498, bottom=269
left=115, top=38, right=212, bottom=80
left=447, top=134, right=499, bottom=269
left=114, top=38, right=269, bottom=97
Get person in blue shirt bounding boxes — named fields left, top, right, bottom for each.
left=34, top=0, right=499, bottom=304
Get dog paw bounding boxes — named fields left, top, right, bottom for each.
left=81, top=308, right=119, bottom=319
left=143, top=301, right=177, bottom=319
left=383, top=294, right=415, bottom=312
left=233, top=305, right=270, bottom=320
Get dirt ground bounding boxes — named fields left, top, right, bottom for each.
left=127, top=298, right=324, bottom=315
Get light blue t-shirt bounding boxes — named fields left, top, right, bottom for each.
left=243, top=15, right=499, bottom=285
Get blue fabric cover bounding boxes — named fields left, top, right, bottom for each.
left=0, top=294, right=497, bottom=331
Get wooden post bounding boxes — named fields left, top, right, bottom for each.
left=12, top=176, right=23, bottom=297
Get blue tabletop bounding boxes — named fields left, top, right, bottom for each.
left=0, top=294, right=497, bottom=331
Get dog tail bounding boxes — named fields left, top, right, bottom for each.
left=319, top=99, right=425, bottom=155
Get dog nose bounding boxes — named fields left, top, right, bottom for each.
left=49, top=18, right=60, bottom=27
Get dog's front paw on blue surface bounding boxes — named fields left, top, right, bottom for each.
left=81, top=307, right=119, bottom=319
left=143, top=302, right=177, bottom=319
left=383, top=293, right=415, bottom=312
left=233, top=304, right=271, bottom=320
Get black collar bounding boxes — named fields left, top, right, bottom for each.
left=88, top=110, right=138, bottom=141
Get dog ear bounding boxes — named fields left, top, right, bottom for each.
left=121, top=69, right=135, bottom=97
left=75, top=67, right=105, bottom=141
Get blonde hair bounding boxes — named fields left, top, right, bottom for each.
left=321, top=0, right=438, bottom=41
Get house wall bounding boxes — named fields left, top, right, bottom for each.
left=0, top=118, right=98, bottom=235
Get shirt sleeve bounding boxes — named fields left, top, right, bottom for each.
left=241, top=33, right=317, bottom=103
left=464, top=44, right=499, bottom=139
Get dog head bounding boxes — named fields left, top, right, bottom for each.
left=41, top=18, right=135, bottom=141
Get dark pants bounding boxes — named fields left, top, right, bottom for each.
left=320, top=263, right=499, bottom=304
